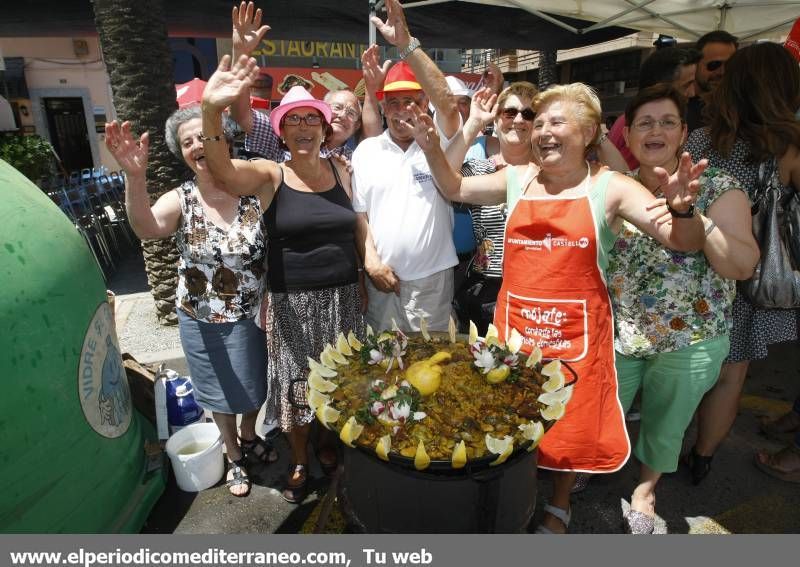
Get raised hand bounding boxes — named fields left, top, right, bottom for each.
left=655, top=152, right=708, bottom=214
left=104, top=120, right=148, bottom=179
left=370, top=0, right=411, bottom=48
left=470, top=87, right=498, bottom=128
left=232, top=2, right=270, bottom=60
left=408, top=102, right=439, bottom=152
left=361, top=44, right=391, bottom=93
left=203, top=54, right=259, bottom=111
left=483, top=61, right=504, bottom=95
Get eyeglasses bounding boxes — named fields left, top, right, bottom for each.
left=501, top=107, right=536, bottom=121
left=706, top=60, right=725, bottom=72
left=283, top=113, right=323, bottom=127
left=330, top=102, right=360, bottom=121
left=632, top=117, right=683, bottom=131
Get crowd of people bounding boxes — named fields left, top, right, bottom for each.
left=104, top=0, right=799, bottom=532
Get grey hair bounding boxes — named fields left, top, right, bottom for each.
left=323, top=89, right=362, bottom=111
left=164, top=104, right=237, bottom=158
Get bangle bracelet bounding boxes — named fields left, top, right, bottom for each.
left=704, top=219, right=717, bottom=236
left=200, top=134, right=223, bottom=142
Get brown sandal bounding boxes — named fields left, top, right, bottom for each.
left=281, top=464, right=308, bottom=503
left=754, top=444, right=800, bottom=484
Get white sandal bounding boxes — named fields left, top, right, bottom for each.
left=535, top=503, right=571, bottom=534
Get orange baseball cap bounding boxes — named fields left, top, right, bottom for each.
left=376, top=61, right=422, bottom=100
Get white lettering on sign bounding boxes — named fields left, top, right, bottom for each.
left=505, top=292, right=589, bottom=362
left=507, top=233, right=590, bottom=252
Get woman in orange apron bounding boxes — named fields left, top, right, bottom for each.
left=410, top=83, right=707, bottom=533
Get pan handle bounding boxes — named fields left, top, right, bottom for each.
left=560, top=360, right=579, bottom=388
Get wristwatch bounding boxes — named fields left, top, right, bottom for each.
left=666, top=202, right=695, bottom=218
left=398, top=37, right=421, bottom=60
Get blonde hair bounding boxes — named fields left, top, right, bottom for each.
left=496, top=81, right=538, bottom=111
left=533, top=83, right=602, bottom=149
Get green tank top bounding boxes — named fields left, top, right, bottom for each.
left=506, top=165, right=617, bottom=274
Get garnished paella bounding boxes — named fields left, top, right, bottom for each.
left=305, top=318, right=574, bottom=470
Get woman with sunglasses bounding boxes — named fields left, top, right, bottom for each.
left=608, top=84, right=758, bottom=533
left=447, top=82, right=538, bottom=334
left=412, top=82, right=708, bottom=533
left=684, top=42, right=800, bottom=485
left=202, top=55, right=365, bottom=503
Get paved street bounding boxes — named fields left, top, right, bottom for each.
left=110, top=251, right=800, bottom=534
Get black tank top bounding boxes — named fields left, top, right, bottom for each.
left=264, top=160, right=359, bottom=292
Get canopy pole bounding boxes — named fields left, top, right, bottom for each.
left=582, top=0, right=658, bottom=33
left=619, top=0, right=700, bottom=39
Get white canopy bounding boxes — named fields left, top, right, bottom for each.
left=405, top=0, right=800, bottom=41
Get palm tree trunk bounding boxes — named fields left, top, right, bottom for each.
left=93, top=0, right=185, bottom=325
left=538, top=49, right=559, bottom=91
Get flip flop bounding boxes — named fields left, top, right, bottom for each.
left=282, top=464, right=308, bottom=503
left=758, top=414, right=800, bottom=443
left=753, top=445, right=800, bottom=484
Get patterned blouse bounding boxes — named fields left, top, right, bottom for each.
left=174, top=180, right=266, bottom=323
left=460, top=158, right=506, bottom=278
left=607, top=167, right=743, bottom=357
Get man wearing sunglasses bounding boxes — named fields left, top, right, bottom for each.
left=687, top=31, right=738, bottom=132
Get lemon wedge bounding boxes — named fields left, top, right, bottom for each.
left=451, top=440, right=467, bottom=469
left=538, top=386, right=573, bottom=406
left=507, top=328, right=524, bottom=354
left=525, top=346, right=543, bottom=367
left=366, top=324, right=374, bottom=337
left=414, top=440, right=431, bottom=470
left=541, top=401, right=566, bottom=421
left=542, top=369, right=566, bottom=392
left=308, top=357, right=337, bottom=378
left=485, top=323, right=501, bottom=347
left=485, top=434, right=514, bottom=466
left=448, top=315, right=457, bottom=343
left=347, top=330, right=363, bottom=352
left=486, top=364, right=510, bottom=384
left=420, top=316, right=431, bottom=341
left=308, top=371, right=337, bottom=393
left=336, top=332, right=353, bottom=356
left=315, top=402, right=341, bottom=429
left=541, top=359, right=562, bottom=377
left=468, top=320, right=478, bottom=345
left=319, top=349, right=338, bottom=370
left=380, top=384, right=398, bottom=400
left=339, top=416, right=364, bottom=447
left=519, top=421, right=545, bottom=450
left=306, top=387, right=331, bottom=411
left=376, top=435, right=392, bottom=461
left=326, top=345, right=349, bottom=366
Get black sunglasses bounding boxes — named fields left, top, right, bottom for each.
left=501, top=107, right=536, bottom=121
left=706, top=60, right=725, bottom=72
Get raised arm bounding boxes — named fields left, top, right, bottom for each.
left=360, top=45, right=390, bottom=139
left=201, top=55, right=280, bottom=204
left=104, top=121, right=181, bottom=240
left=610, top=153, right=706, bottom=252
left=371, top=0, right=459, bottom=138
left=230, top=1, right=271, bottom=133
left=410, top=104, right=506, bottom=205
left=702, top=188, right=759, bottom=279
left=444, top=87, right=497, bottom=169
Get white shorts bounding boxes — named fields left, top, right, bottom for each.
left=365, top=268, right=454, bottom=333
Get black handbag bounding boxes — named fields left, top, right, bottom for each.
left=739, top=157, right=800, bottom=309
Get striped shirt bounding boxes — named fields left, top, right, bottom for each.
left=460, top=158, right=506, bottom=279
left=245, top=109, right=353, bottom=163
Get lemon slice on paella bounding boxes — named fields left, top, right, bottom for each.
left=376, top=434, right=392, bottom=461
left=468, top=320, right=479, bottom=345
left=306, top=387, right=331, bottom=411
left=308, top=371, right=337, bottom=393
left=366, top=324, right=374, bottom=337
left=542, top=368, right=566, bottom=392
left=315, top=402, right=341, bottom=429
left=485, top=323, right=501, bottom=347
left=525, top=346, right=543, bottom=367
left=448, top=315, right=457, bottom=343
left=380, top=384, right=398, bottom=400
left=451, top=440, right=467, bottom=469
left=308, top=357, right=337, bottom=378
left=420, top=316, right=431, bottom=341
left=336, top=332, right=353, bottom=356
left=414, top=440, right=431, bottom=470
left=325, top=344, right=349, bottom=366
left=519, top=421, right=545, bottom=451
left=485, top=434, right=514, bottom=466
left=507, top=328, right=524, bottom=354
left=538, top=385, right=573, bottom=406
left=347, top=330, right=363, bottom=352
left=541, top=359, right=562, bottom=377
left=319, top=349, right=338, bottom=370
left=486, top=364, right=510, bottom=384
left=541, top=401, right=566, bottom=421
left=339, top=416, right=364, bottom=447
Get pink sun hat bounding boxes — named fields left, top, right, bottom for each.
left=269, top=86, right=332, bottom=136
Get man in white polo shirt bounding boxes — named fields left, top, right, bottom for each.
left=353, top=0, right=461, bottom=332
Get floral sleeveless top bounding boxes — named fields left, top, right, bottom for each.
left=607, top=167, right=742, bottom=357
left=174, top=180, right=266, bottom=323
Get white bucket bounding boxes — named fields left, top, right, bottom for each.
left=165, top=422, right=224, bottom=492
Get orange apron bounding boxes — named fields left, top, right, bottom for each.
left=495, top=172, right=630, bottom=473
